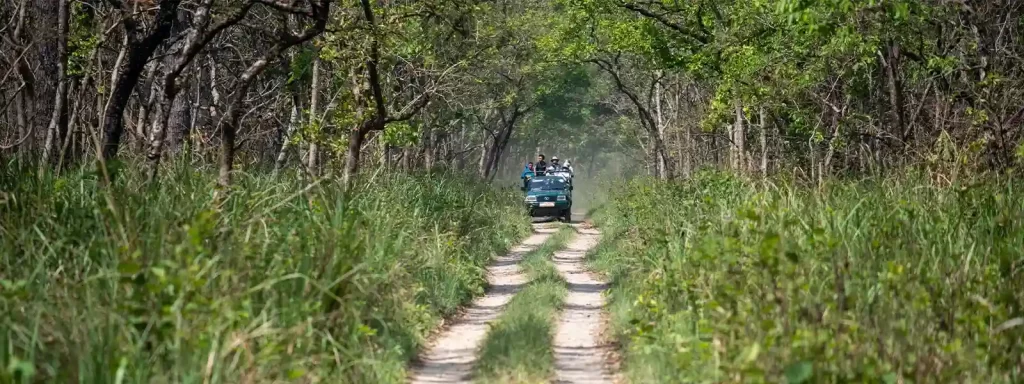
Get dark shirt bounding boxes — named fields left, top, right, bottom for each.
left=536, top=161, right=548, bottom=175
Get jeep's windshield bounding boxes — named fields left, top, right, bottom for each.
left=529, top=177, right=567, bottom=191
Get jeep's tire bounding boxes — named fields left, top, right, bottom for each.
left=562, top=210, right=571, bottom=223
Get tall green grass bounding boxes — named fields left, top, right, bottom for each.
left=474, top=226, right=574, bottom=383
left=0, top=161, right=530, bottom=383
left=591, top=171, right=1024, bottom=383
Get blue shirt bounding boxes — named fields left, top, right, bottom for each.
left=521, top=165, right=535, bottom=179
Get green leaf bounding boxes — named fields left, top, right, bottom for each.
left=287, top=368, right=305, bottom=380
left=760, top=232, right=781, bottom=255
left=357, top=324, right=378, bottom=337
left=5, top=357, right=36, bottom=380
left=784, top=361, right=813, bottom=384
left=117, top=261, right=141, bottom=276
left=739, top=343, right=761, bottom=364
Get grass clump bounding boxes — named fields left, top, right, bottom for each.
left=0, top=161, right=530, bottom=383
left=591, top=170, right=1024, bottom=383
left=474, top=225, right=575, bottom=383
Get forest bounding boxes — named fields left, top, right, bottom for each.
left=2, top=0, right=1022, bottom=383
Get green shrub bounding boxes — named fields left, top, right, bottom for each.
left=592, top=171, right=1024, bottom=383
left=0, top=161, right=530, bottom=383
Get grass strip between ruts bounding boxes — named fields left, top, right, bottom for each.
left=473, top=225, right=576, bottom=384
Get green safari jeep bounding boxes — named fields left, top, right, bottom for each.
left=523, top=175, right=572, bottom=222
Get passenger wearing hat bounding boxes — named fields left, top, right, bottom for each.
left=549, top=156, right=562, bottom=172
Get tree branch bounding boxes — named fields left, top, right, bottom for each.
left=386, top=93, right=431, bottom=123
left=590, top=58, right=658, bottom=134
left=253, top=0, right=313, bottom=16
left=615, top=0, right=710, bottom=45
left=359, top=0, right=388, bottom=123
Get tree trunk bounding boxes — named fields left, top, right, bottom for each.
left=150, top=0, right=253, bottom=181
left=56, top=80, right=80, bottom=169
left=10, top=0, right=32, bottom=154
left=683, top=126, right=693, bottom=177
left=218, top=52, right=281, bottom=188
left=478, top=138, right=493, bottom=178
left=206, top=55, right=220, bottom=132
left=759, top=107, right=768, bottom=179
left=488, top=113, right=518, bottom=182
left=40, top=0, right=69, bottom=169
left=164, top=8, right=199, bottom=156
left=274, top=95, right=301, bottom=173
left=135, top=66, right=159, bottom=152
left=32, top=0, right=59, bottom=137
left=306, top=56, right=322, bottom=176
left=809, top=136, right=818, bottom=185
left=884, top=43, right=908, bottom=145
left=14, top=92, right=29, bottom=154
left=672, top=90, right=688, bottom=178
left=823, top=108, right=843, bottom=181
left=343, top=126, right=371, bottom=189
left=655, top=76, right=668, bottom=179
left=101, top=0, right=184, bottom=162
left=732, top=100, right=746, bottom=173
left=101, top=31, right=129, bottom=146
left=655, top=139, right=669, bottom=179
left=422, top=123, right=435, bottom=170
left=165, top=75, right=193, bottom=154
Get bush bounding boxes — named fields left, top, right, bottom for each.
left=0, top=162, right=530, bottom=383
left=591, top=171, right=1024, bottom=383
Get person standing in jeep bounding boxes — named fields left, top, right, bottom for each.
left=549, top=156, right=562, bottom=172
left=535, top=154, right=548, bottom=176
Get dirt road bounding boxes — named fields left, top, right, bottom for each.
left=407, top=219, right=618, bottom=383
left=552, top=225, right=618, bottom=384
left=407, top=225, right=556, bottom=384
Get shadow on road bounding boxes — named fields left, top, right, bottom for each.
left=531, top=210, right=589, bottom=225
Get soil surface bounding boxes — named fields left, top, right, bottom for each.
left=552, top=225, right=618, bottom=384
left=407, top=218, right=619, bottom=384
left=407, top=225, right=556, bottom=384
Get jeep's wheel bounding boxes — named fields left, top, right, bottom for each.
left=562, top=210, right=571, bottom=223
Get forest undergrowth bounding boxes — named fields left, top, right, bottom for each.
left=591, top=170, right=1024, bottom=383
left=0, top=160, right=530, bottom=383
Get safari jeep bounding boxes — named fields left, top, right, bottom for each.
left=523, top=175, right=572, bottom=222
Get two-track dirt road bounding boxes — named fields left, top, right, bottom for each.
left=408, top=217, right=618, bottom=384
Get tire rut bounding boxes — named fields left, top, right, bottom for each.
left=552, top=225, right=618, bottom=384
left=407, top=225, right=557, bottom=384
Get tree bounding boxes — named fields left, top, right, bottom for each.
left=216, top=0, right=334, bottom=188
left=40, top=0, right=69, bottom=169
left=145, top=0, right=255, bottom=181
left=100, top=0, right=184, bottom=162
